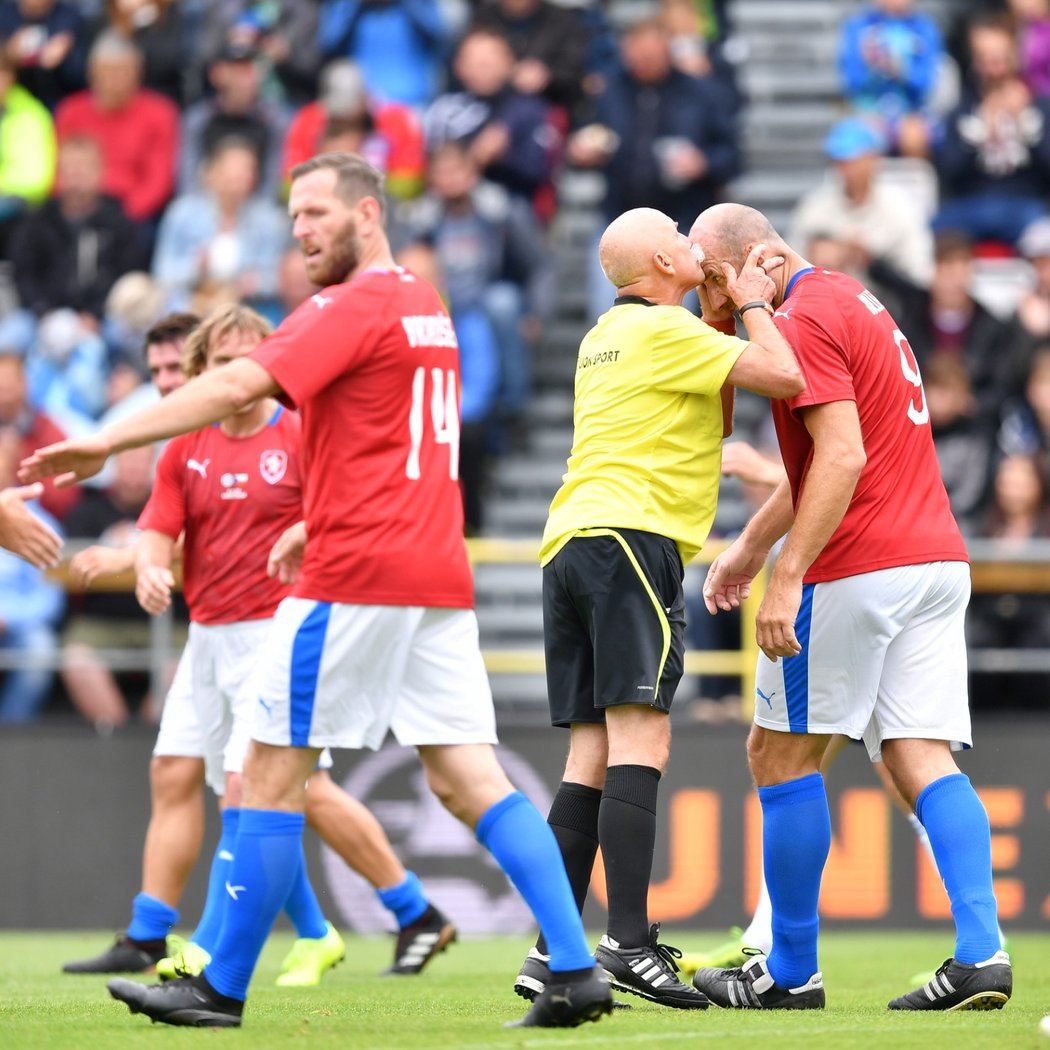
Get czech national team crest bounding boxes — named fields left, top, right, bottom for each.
left=259, top=449, right=288, bottom=485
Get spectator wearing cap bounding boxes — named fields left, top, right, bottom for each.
left=0, top=0, right=88, bottom=110
left=318, top=0, right=449, bottom=110
left=193, top=0, right=320, bottom=107
left=933, top=10, right=1050, bottom=247
left=790, top=117, right=933, bottom=289
left=178, top=37, right=290, bottom=200
left=54, top=29, right=178, bottom=227
left=281, top=58, right=425, bottom=200
left=838, top=0, right=946, bottom=159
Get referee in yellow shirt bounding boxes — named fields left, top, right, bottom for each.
left=513, top=207, right=804, bottom=1009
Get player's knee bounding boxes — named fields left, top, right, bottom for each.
left=150, top=755, right=204, bottom=806
left=422, top=765, right=464, bottom=819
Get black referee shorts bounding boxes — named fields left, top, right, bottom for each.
left=542, top=527, right=687, bottom=728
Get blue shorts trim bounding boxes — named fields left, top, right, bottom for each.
left=289, top=602, right=331, bottom=747
left=784, top=583, right=814, bottom=733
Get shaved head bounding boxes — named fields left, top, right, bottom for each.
left=689, top=203, right=784, bottom=264
left=599, top=207, right=689, bottom=288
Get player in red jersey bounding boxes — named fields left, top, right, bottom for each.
left=22, top=153, right=611, bottom=1030
left=131, top=303, right=348, bottom=984
left=685, top=203, right=1009, bottom=1012
left=129, top=303, right=457, bottom=987
left=62, top=312, right=455, bottom=983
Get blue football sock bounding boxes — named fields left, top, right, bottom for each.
left=127, top=892, right=179, bottom=942
left=376, top=870, right=428, bottom=928
left=760, top=772, right=831, bottom=989
left=190, top=807, right=240, bottom=955
left=916, top=773, right=1000, bottom=963
left=203, top=808, right=305, bottom=1001
left=476, top=791, right=594, bottom=974
left=282, top=841, right=329, bottom=940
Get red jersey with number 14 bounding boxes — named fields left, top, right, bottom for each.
left=771, top=269, right=968, bottom=583
left=137, top=406, right=302, bottom=624
left=249, top=269, right=473, bottom=608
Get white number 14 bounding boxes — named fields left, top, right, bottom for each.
left=406, top=366, right=460, bottom=480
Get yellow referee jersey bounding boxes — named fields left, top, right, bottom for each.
left=540, top=298, right=747, bottom=566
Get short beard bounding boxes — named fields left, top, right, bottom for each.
left=306, top=215, right=361, bottom=286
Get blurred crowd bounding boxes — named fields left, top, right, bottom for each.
left=0, top=0, right=1047, bottom=724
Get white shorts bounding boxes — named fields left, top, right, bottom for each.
left=252, top=599, right=499, bottom=752
left=753, top=561, right=972, bottom=761
left=189, top=619, right=273, bottom=795
left=152, top=640, right=204, bottom=759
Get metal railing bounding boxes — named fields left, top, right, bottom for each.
left=0, top=538, right=1045, bottom=713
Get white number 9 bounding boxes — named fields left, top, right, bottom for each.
left=894, top=328, right=929, bottom=426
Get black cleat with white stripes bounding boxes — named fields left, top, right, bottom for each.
left=692, top=952, right=825, bottom=1009
left=382, top=905, right=457, bottom=975
left=595, top=923, right=709, bottom=1009
left=888, top=951, right=1011, bottom=1011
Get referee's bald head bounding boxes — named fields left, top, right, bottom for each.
left=599, top=208, right=689, bottom=289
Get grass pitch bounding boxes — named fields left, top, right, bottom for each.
left=0, top=930, right=1047, bottom=1050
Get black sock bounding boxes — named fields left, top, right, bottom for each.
left=599, top=764, right=661, bottom=948
left=535, top=781, right=602, bottom=955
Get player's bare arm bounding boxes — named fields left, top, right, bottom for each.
left=19, top=359, right=281, bottom=488
left=134, top=529, right=177, bottom=616
left=70, top=545, right=136, bottom=587
left=71, top=533, right=184, bottom=589
left=0, top=483, right=62, bottom=568
left=756, top=400, right=866, bottom=661
left=704, top=463, right=797, bottom=618
left=267, top=520, right=307, bottom=585
left=721, top=442, right=787, bottom=488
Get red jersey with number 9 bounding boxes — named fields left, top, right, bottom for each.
left=770, top=269, right=968, bottom=583
left=249, top=268, right=473, bottom=607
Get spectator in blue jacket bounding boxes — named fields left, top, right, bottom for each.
left=425, top=28, right=554, bottom=209
left=0, top=427, right=63, bottom=723
left=0, top=0, right=88, bottom=109
left=567, top=16, right=739, bottom=317
left=838, top=0, right=945, bottom=158
left=318, top=0, right=448, bottom=109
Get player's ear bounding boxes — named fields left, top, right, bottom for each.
left=653, top=250, right=673, bottom=275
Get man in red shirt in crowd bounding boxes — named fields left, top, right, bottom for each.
left=55, top=30, right=178, bottom=227
left=22, top=152, right=611, bottom=1030
left=282, top=59, right=424, bottom=202
left=687, top=203, right=1010, bottom=1013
